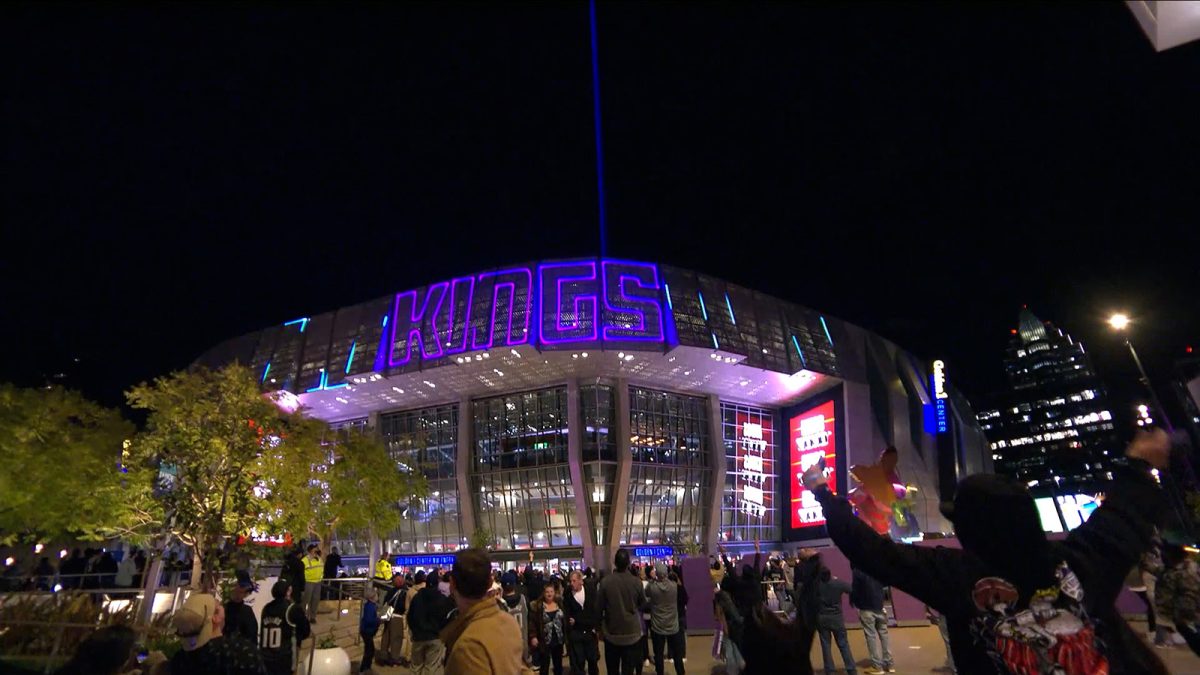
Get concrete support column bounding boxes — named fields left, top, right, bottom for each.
left=602, top=379, right=632, bottom=571
left=704, top=395, right=725, bottom=557
left=565, top=379, right=596, bottom=567
left=457, top=396, right=477, bottom=546
left=841, top=381, right=873, bottom=486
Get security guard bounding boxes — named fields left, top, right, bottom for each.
left=302, top=544, right=323, bottom=622
left=375, top=550, right=394, bottom=582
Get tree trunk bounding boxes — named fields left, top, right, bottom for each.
left=190, top=548, right=204, bottom=590
left=367, top=527, right=377, bottom=583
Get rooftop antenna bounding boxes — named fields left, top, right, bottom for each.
left=589, top=0, right=608, bottom=256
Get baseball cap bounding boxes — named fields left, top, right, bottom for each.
left=173, top=594, right=219, bottom=651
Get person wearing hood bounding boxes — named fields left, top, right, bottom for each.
left=645, top=563, right=684, bottom=675
left=801, top=429, right=1173, bottom=675
left=501, top=570, right=533, bottom=666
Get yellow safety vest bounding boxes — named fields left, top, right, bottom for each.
left=375, top=557, right=393, bottom=580
left=303, top=555, right=323, bottom=583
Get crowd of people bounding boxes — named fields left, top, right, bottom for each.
left=35, top=429, right=1200, bottom=675
left=2, top=547, right=150, bottom=592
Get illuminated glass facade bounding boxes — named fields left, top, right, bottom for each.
left=621, top=387, right=711, bottom=546
left=195, top=258, right=995, bottom=560
left=581, top=384, right=617, bottom=547
left=471, top=388, right=579, bottom=549
left=380, top=405, right=463, bottom=552
left=720, top=403, right=779, bottom=543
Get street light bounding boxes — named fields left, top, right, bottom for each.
left=1107, top=313, right=1173, bottom=432
left=1109, top=312, right=1193, bottom=540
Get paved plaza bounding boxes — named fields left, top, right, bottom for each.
left=358, top=620, right=1200, bottom=674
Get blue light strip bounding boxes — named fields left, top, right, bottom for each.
left=284, top=317, right=310, bottom=332
left=725, top=293, right=736, bottom=325
left=698, top=292, right=709, bottom=321
left=381, top=315, right=388, bottom=328
left=261, top=362, right=271, bottom=384
left=588, top=0, right=608, bottom=256
left=305, top=370, right=349, bottom=393
left=711, top=332, right=720, bottom=350
left=345, top=341, right=357, bottom=373
left=820, top=316, right=834, bottom=346
left=306, top=371, right=327, bottom=393
left=664, top=283, right=673, bottom=310
left=792, top=335, right=808, bottom=368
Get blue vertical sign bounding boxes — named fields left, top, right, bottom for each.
left=927, top=359, right=949, bottom=434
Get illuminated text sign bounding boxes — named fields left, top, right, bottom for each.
left=387, top=259, right=665, bottom=367
left=930, top=359, right=948, bottom=434
left=790, top=400, right=838, bottom=529
left=393, top=554, right=456, bottom=567
left=633, top=546, right=674, bottom=558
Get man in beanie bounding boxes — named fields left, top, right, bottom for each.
left=260, top=579, right=311, bottom=675
left=801, top=429, right=1173, bottom=675
left=644, top=563, right=683, bottom=675
left=169, top=592, right=265, bottom=675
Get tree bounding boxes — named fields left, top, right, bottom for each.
left=262, top=417, right=429, bottom=555
left=124, top=364, right=285, bottom=589
left=469, top=526, right=496, bottom=551
left=0, top=384, right=143, bottom=546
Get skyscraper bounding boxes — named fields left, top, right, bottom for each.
left=977, top=309, right=1121, bottom=495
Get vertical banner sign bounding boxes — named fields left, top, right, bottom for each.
left=789, top=400, right=838, bottom=529
left=736, top=413, right=773, bottom=519
left=931, top=359, right=949, bottom=434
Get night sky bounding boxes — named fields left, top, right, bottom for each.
left=3, top=2, right=1198, bottom=423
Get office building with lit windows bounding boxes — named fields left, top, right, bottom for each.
left=196, top=258, right=990, bottom=567
left=977, top=309, right=1121, bottom=496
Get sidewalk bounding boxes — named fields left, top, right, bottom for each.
left=361, top=621, right=1200, bottom=673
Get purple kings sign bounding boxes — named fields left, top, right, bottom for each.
left=387, top=259, right=666, bottom=368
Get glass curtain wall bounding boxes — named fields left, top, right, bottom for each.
left=580, top=384, right=616, bottom=546
left=472, top=388, right=578, bottom=549
left=379, top=405, right=463, bottom=553
left=621, top=387, right=711, bottom=547
left=720, top=403, right=779, bottom=543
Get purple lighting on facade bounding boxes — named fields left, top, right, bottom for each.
left=389, top=282, right=450, bottom=367
left=601, top=260, right=664, bottom=342
left=471, top=268, right=532, bottom=351
left=539, top=261, right=599, bottom=344
left=374, top=259, right=668, bottom=372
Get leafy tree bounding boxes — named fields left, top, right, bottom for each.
left=469, top=526, right=496, bottom=551
left=261, top=417, right=429, bottom=555
left=124, top=364, right=284, bottom=588
left=0, top=384, right=143, bottom=546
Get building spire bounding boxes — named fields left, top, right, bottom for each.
left=1017, top=307, right=1047, bottom=344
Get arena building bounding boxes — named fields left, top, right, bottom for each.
left=196, top=257, right=991, bottom=569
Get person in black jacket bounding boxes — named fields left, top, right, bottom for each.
left=322, top=546, right=342, bottom=599
left=801, top=429, right=1173, bottom=675
left=281, top=547, right=306, bottom=598
left=407, top=568, right=456, bottom=673
left=563, top=570, right=601, bottom=675
left=224, top=578, right=259, bottom=643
